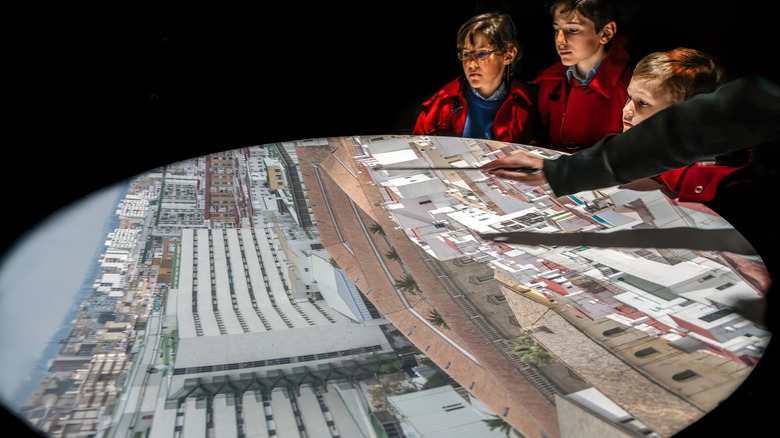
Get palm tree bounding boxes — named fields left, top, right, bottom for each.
left=511, top=334, right=558, bottom=365
left=368, top=222, right=385, bottom=236
left=394, top=273, right=418, bottom=295
left=385, top=248, right=400, bottom=262
left=483, top=416, right=525, bottom=437
left=427, top=309, right=448, bottom=329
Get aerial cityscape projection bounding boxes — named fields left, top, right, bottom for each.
left=14, top=136, right=770, bottom=438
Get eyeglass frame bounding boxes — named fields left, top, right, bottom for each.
left=457, top=49, right=501, bottom=62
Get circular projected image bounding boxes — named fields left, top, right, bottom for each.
left=1, top=136, right=772, bottom=437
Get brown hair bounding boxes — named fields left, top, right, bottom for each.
left=633, top=48, right=719, bottom=102
left=456, top=12, right=522, bottom=77
left=547, top=0, right=617, bottom=33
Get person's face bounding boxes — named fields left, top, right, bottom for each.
left=552, top=6, right=614, bottom=76
left=460, top=31, right=515, bottom=99
left=622, top=77, right=679, bottom=131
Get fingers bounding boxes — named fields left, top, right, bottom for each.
left=480, top=150, right=543, bottom=169
left=487, top=168, right=548, bottom=186
left=478, top=151, right=547, bottom=186
left=478, top=159, right=506, bottom=171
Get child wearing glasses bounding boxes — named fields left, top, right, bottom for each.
left=413, top=12, right=535, bottom=144
left=534, top=0, right=631, bottom=152
left=618, top=48, right=751, bottom=206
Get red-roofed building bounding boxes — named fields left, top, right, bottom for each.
left=531, top=278, right=570, bottom=296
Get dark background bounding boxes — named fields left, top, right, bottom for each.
left=4, top=1, right=776, bottom=436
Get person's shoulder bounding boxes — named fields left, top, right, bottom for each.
left=734, top=75, right=780, bottom=94
left=508, top=79, right=535, bottom=105
left=605, top=35, right=632, bottom=75
left=533, top=63, right=567, bottom=84
left=590, top=36, right=633, bottom=96
left=606, top=34, right=630, bottom=59
left=697, top=75, right=780, bottom=107
left=422, top=77, right=466, bottom=106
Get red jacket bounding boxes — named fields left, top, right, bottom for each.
left=413, top=76, right=535, bottom=144
left=534, top=35, right=632, bottom=151
left=657, top=163, right=748, bottom=202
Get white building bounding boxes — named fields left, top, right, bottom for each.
left=138, top=227, right=393, bottom=438
left=388, top=386, right=508, bottom=438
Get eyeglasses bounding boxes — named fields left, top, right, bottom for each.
left=457, top=49, right=499, bottom=61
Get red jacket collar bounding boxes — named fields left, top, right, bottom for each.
left=432, top=76, right=533, bottom=106
left=534, top=34, right=631, bottom=98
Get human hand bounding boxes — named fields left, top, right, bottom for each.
left=479, top=150, right=548, bottom=186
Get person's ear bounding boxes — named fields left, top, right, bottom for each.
left=504, top=45, right=518, bottom=65
left=599, top=21, right=616, bottom=44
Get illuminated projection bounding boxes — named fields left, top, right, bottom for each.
left=5, top=136, right=770, bottom=438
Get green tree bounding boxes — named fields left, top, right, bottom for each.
left=379, top=358, right=403, bottom=374
left=511, top=334, right=558, bottom=365
left=427, top=309, right=448, bottom=329
left=394, top=273, right=418, bottom=295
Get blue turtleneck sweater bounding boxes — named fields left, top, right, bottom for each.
left=462, top=82, right=507, bottom=140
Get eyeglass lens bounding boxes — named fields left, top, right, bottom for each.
left=459, top=50, right=493, bottom=61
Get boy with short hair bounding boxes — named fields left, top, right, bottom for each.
left=413, top=12, right=536, bottom=144
left=619, top=48, right=751, bottom=204
left=534, top=0, right=631, bottom=151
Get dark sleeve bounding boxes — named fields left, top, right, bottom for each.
left=543, top=75, right=780, bottom=196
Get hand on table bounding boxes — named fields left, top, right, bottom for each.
left=479, top=150, right=548, bottom=186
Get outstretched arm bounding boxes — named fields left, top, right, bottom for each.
left=544, top=75, right=780, bottom=196
left=482, top=76, right=780, bottom=196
